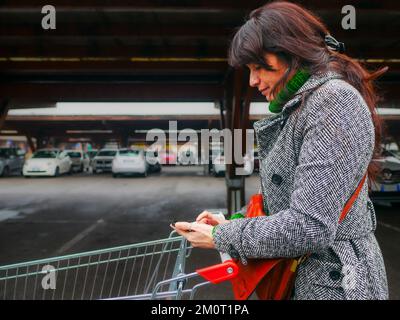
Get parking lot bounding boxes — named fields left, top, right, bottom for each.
left=0, top=166, right=399, bottom=299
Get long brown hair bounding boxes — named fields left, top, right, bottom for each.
left=229, top=0, right=387, bottom=183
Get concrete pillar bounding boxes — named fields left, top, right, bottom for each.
left=223, top=68, right=253, bottom=216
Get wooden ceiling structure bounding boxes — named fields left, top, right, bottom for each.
left=1, top=0, right=400, bottom=213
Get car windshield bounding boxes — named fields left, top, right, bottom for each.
left=97, top=150, right=116, bottom=157
left=119, top=150, right=140, bottom=157
left=0, top=149, right=9, bottom=157
left=67, top=152, right=81, bottom=158
left=32, top=150, right=58, bottom=158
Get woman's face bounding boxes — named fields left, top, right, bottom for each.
left=247, top=53, right=291, bottom=101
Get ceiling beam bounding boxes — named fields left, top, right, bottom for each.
left=0, top=82, right=224, bottom=102
left=0, top=25, right=235, bottom=38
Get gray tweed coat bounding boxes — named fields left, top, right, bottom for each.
left=213, top=71, right=389, bottom=300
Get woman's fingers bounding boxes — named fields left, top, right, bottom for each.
left=174, top=221, right=192, bottom=232
left=172, top=222, right=215, bottom=249
left=196, top=211, right=225, bottom=226
left=196, top=211, right=213, bottom=222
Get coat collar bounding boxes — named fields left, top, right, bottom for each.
left=253, top=71, right=343, bottom=159
left=281, top=70, right=343, bottom=113
left=254, top=71, right=343, bottom=131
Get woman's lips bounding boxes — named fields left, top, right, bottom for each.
left=260, top=87, right=270, bottom=96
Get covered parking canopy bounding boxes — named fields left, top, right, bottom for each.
left=1, top=0, right=400, bottom=212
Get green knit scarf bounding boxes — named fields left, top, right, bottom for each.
left=268, top=69, right=311, bottom=113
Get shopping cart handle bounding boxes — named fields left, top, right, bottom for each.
left=196, top=259, right=239, bottom=284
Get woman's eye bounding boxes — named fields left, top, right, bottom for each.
left=254, top=65, right=262, bottom=70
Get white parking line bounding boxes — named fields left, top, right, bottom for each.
left=378, top=221, right=400, bottom=233
left=55, top=219, right=105, bottom=254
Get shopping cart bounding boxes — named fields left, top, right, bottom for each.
left=0, top=231, right=238, bottom=300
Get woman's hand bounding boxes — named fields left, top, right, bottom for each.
left=195, top=210, right=229, bottom=226
left=171, top=221, right=215, bottom=249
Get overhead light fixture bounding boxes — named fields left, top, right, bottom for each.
left=0, top=130, right=18, bottom=134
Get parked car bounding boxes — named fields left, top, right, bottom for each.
left=372, top=148, right=400, bottom=185
left=211, top=149, right=254, bottom=177
left=65, top=150, right=90, bottom=172
left=92, top=149, right=117, bottom=173
left=211, top=150, right=226, bottom=176
left=23, top=149, right=72, bottom=177
left=145, top=150, right=162, bottom=173
left=0, top=147, right=25, bottom=177
left=86, top=150, right=98, bottom=160
left=178, top=149, right=197, bottom=165
left=112, top=148, right=148, bottom=177
left=86, top=149, right=98, bottom=170
left=159, top=150, right=177, bottom=165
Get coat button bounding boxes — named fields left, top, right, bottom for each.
left=329, top=270, right=341, bottom=281
left=271, top=174, right=283, bottom=186
left=310, top=253, right=319, bottom=259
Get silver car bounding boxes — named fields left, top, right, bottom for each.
left=0, top=147, right=25, bottom=177
left=92, top=149, right=117, bottom=173
left=65, top=150, right=90, bottom=172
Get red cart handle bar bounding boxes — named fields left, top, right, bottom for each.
left=196, top=253, right=239, bottom=284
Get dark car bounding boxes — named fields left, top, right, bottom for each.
left=0, top=147, right=25, bottom=176
left=372, top=148, right=400, bottom=185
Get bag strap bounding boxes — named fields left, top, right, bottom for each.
left=339, top=172, right=367, bottom=223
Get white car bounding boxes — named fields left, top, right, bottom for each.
left=92, top=149, right=117, bottom=173
left=112, top=148, right=149, bottom=177
left=23, top=149, right=72, bottom=177
left=211, top=150, right=254, bottom=176
left=65, top=150, right=90, bottom=172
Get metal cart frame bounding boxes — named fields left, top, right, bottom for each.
left=0, top=231, right=238, bottom=300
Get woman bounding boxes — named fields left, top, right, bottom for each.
left=172, top=1, right=389, bottom=300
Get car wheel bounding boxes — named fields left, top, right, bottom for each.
left=54, top=167, right=60, bottom=177
left=80, top=164, right=84, bottom=172
left=113, top=173, right=118, bottom=178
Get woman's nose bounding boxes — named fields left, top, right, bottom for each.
left=249, top=71, right=259, bottom=87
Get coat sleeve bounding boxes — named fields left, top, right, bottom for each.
left=213, top=82, right=375, bottom=264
